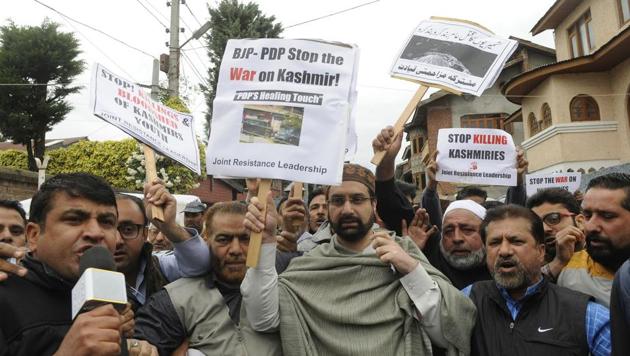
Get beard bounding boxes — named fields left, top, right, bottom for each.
left=586, top=233, right=630, bottom=272
left=491, top=257, right=531, bottom=291
left=440, top=242, right=486, bottom=270
left=331, top=213, right=375, bottom=243
left=213, top=256, right=246, bottom=285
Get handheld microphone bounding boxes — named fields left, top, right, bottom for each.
left=71, top=246, right=127, bottom=319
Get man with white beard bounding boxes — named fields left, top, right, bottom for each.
left=433, top=200, right=492, bottom=289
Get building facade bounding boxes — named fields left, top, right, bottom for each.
left=504, top=0, right=630, bottom=174
left=398, top=38, right=556, bottom=201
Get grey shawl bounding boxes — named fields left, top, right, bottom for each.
left=278, top=234, right=476, bottom=356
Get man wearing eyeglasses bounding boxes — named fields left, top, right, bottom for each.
left=241, top=163, right=476, bottom=355
left=527, top=188, right=612, bottom=306
left=114, top=187, right=210, bottom=312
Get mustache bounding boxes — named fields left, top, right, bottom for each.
left=222, top=257, right=245, bottom=264
left=338, top=214, right=360, bottom=222
left=494, top=257, right=519, bottom=269
left=586, top=233, right=609, bottom=244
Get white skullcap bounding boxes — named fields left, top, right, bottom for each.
left=443, top=199, right=486, bottom=224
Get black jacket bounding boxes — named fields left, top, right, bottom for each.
left=469, top=279, right=590, bottom=356
left=127, top=242, right=169, bottom=312
left=611, top=259, right=630, bottom=356
left=0, top=256, right=75, bottom=356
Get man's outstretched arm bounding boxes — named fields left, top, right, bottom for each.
left=241, top=193, right=281, bottom=331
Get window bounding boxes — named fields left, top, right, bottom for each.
left=568, top=11, right=595, bottom=58
left=411, top=136, right=424, bottom=154
left=570, top=95, right=600, bottom=121
left=541, top=103, right=552, bottom=130
left=528, top=113, right=540, bottom=136
left=460, top=113, right=505, bottom=129
left=619, top=0, right=630, bottom=24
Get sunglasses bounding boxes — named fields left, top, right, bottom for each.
left=541, top=212, right=576, bottom=226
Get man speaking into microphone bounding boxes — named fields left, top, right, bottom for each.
left=0, top=173, right=156, bottom=355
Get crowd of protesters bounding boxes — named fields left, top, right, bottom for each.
left=1, top=125, right=630, bottom=355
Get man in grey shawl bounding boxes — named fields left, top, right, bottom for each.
left=241, top=163, right=476, bottom=356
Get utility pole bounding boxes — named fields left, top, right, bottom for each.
left=165, top=1, right=210, bottom=98
left=151, top=59, right=160, bottom=100
left=167, top=0, right=181, bottom=97
left=34, top=155, right=50, bottom=189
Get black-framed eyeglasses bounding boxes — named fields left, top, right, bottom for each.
left=117, top=222, right=145, bottom=240
left=329, top=194, right=371, bottom=207
left=541, top=212, right=576, bottom=226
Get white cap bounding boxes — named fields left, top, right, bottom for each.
left=443, top=199, right=486, bottom=224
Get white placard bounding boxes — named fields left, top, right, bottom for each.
left=436, top=128, right=517, bottom=186
left=206, top=39, right=359, bottom=185
left=391, top=18, right=518, bottom=96
left=526, top=173, right=582, bottom=196
left=90, top=64, right=201, bottom=174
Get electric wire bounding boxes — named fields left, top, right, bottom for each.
left=135, top=0, right=168, bottom=28
left=181, top=52, right=209, bottom=87
left=184, top=1, right=203, bottom=27
left=142, top=0, right=170, bottom=23
left=285, top=0, right=380, bottom=29
left=56, top=15, right=138, bottom=81
left=32, top=0, right=155, bottom=59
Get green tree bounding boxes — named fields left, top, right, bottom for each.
left=204, top=0, right=282, bottom=135
left=0, top=139, right=206, bottom=194
left=0, top=20, right=84, bottom=171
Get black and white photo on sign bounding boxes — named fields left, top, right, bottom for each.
left=391, top=18, right=518, bottom=96
left=400, top=35, right=497, bottom=78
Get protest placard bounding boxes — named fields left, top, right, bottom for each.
left=206, top=39, right=359, bottom=185
left=526, top=172, right=581, bottom=196
left=391, top=17, right=518, bottom=96
left=371, top=17, right=517, bottom=166
left=90, top=63, right=201, bottom=174
left=436, top=128, right=517, bottom=186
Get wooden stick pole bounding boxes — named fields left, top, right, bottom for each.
left=371, top=85, right=429, bottom=166
left=290, top=182, right=304, bottom=232
left=143, top=144, right=165, bottom=221
left=290, top=182, right=303, bottom=199
left=246, top=178, right=272, bottom=268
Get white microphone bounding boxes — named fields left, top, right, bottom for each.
left=71, top=246, right=127, bottom=319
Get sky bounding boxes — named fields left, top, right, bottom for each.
left=2, top=0, right=556, bottom=170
